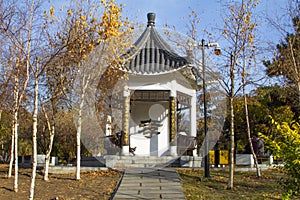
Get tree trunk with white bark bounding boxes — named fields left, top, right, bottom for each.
left=242, top=54, right=261, bottom=178
left=8, top=127, right=14, bottom=178
left=13, top=107, right=18, bottom=192
left=76, top=106, right=82, bottom=180
left=42, top=103, right=55, bottom=181
left=29, top=60, right=39, bottom=200
left=228, top=53, right=235, bottom=189
left=76, top=74, right=90, bottom=180
left=13, top=72, right=19, bottom=192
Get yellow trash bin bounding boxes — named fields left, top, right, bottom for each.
left=209, top=150, right=215, bottom=165
left=219, top=150, right=229, bottom=165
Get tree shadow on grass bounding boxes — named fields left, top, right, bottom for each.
left=1, top=186, right=13, bottom=192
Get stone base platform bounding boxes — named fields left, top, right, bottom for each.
left=105, top=155, right=202, bottom=169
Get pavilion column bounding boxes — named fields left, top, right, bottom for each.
left=169, top=93, right=177, bottom=156
left=191, top=91, right=198, bottom=156
left=122, top=89, right=130, bottom=155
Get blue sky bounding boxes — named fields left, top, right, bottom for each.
left=118, top=0, right=291, bottom=81
left=119, top=0, right=290, bottom=45
left=49, top=0, right=290, bottom=46
left=48, top=0, right=291, bottom=87
left=113, top=0, right=292, bottom=90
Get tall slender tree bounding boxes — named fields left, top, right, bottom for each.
left=0, top=1, right=31, bottom=193
left=242, top=49, right=261, bottom=178
left=52, top=0, right=133, bottom=180
left=29, top=57, right=39, bottom=200
left=28, top=2, right=74, bottom=197
left=221, top=0, right=260, bottom=188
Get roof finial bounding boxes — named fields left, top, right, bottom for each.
left=147, top=13, right=156, bottom=27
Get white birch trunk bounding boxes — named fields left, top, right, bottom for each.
left=76, top=105, right=82, bottom=180
left=244, top=84, right=261, bottom=178
left=228, top=53, right=235, bottom=189
left=27, top=0, right=35, bottom=197
left=8, top=127, right=14, bottom=178
left=13, top=108, right=18, bottom=192
left=29, top=62, right=39, bottom=200
left=76, top=92, right=86, bottom=180
left=228, top=95, right=235, bottom=189
left=44, top=126, right=54, bottom=181
left=42, top=103, right=55, bottom=181
left=13, top=73, right=19, bottom=192
left=76, top=74, right=90, bottom=180
left=5, top=0, right=31, bottom=188
left=242, top=53, right=261, bottom=177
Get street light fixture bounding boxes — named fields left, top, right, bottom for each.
left=189, top=39, right=221, bottom=178
left=200, top=39, right=221, bottom=179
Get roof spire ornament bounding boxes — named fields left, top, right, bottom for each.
left=147, top=13, right=156, bottom=27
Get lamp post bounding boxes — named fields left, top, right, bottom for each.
left=200, top=39, right=221, bottom=179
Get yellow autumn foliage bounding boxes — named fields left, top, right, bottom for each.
left=259, top=118, right=300, bottom=199
left=53, top=0, right=131, bottom=65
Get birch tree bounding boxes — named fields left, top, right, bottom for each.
left=0, top=1, right=31, bottom=193
left=40, top=23, right=73, bottom=182
left=242, top=49, right=261, bottom=178
left=53, top=0, right=132, bottom=180
left=221, top=0, right=260, bottom=189
left=28, top=4, right=73, bottom=198
left=29, top=57, right=39, bottom=200
left=41, top=99, right=58, bottom=181
left=1, top=1, right=72, bottom=196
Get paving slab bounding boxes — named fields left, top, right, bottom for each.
left=112, top=168, right=186, bottom=200
left=139, top=189, right=183, bottom=194
left=161, top=193, right=187, bottom=199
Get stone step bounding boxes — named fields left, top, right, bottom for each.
left=105, top=155, right=202, bottom=168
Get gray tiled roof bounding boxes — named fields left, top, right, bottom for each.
left=123, top=13, right=188, bottom=75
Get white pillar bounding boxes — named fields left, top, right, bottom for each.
left=269, top=155, right=273, bottom=165
left=190, top=90, right=197, bottom=156
left=190, top=91, right=197, bottom=137
left=122, top=146, right=130, bottom=156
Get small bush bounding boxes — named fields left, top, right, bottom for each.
left=259, top=118, right=300, bottom=199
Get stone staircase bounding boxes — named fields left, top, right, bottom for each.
left=105, top=155, right=202, bottom=169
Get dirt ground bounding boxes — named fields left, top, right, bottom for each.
left=0, top=164, right=121, bottom=200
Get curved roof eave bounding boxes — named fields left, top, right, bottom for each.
left=123, top=64, right=190, bottom=76
left=122, top=13, right=190, bottom=75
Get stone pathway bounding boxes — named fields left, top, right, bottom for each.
left=112, top=168, right=186, bottom=200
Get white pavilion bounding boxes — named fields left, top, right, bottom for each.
left=106, top=13, right=198, bottom=158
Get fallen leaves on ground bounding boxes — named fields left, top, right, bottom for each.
left=0, top=164, right=121, bottom=200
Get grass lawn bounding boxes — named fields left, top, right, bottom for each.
left=178, top=168, right=285, bottom=200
